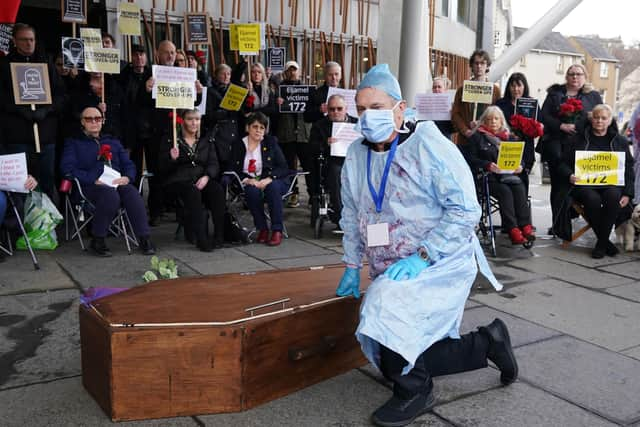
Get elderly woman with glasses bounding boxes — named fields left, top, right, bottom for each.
left=60, top=106, right=155, bottom=257
left=540, top=64, right=603, bottom=234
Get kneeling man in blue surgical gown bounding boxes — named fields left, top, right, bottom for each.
left=336, top=64, right=519, bottom=427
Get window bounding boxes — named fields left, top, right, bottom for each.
left=457, top=0, right=471, bottom=26
left=556, top=56, right=564, bottom=74
left=600, top=62, right=608, bottom=78
left=601, top=89, right=607, bottom=103
left=494, top=31, right=501, bottom=48
left=441, top=0, right=449, bottom=17
left=519, top=56, right=527, bottom=67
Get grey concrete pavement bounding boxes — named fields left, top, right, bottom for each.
left=1, top=179, right=640, bottom=426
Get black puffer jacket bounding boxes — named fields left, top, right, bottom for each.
left=159, top=131, right=221, bottom=187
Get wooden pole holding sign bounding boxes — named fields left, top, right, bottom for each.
left=172, top=108, right=177, bottom=148
left=473, top=103, right=478, bottom=122
left=31, top=105, right=41, bottom=153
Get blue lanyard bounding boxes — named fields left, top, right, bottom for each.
left=367, top=135, right=400, bottom=213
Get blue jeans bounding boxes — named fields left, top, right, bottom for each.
left=4, top=144, right=56, bottom=196
left=244, top=179, right=288, bottom=232
left=0, top=192, right=7, bottom=225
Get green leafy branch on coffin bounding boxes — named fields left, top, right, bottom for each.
left=142, top=256, right=179, bottom=282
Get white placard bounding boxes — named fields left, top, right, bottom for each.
left=0, top=153, right=29, bottom=193
left=151, top=65, right=197, bottom=99
left=330, top=122, right=361, bottom=157
left=196, top=86, right=207, bottom=116
left=99, top=165, right=122, bottom=188
left=414, top=92, right=453, bottom=121
left=326, top=87, right=357, bottom=118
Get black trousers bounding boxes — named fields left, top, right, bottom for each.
left=489, top=180, right=531, bottom=230
left=141, top=137, right=164, bottom=219
left=572, top=186, right=622, bottom=245
left=164, top=179, right=226, bottom=243
left=380, top=331, right=489, bottom=399
left=544, top=141, right=566, bottom=227
left=281, top=142, right=317, bottom=198
left=326, top=158, right=344, bottom=224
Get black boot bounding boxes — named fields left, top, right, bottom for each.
left=90, top=237, right=112, bottom=257
left=479, top=318, right=518, bottom=385
left=196, top=237, right=213, bottom=252
left=371, top=391, right=435, bottom=427
left=138, top=236, right=156, bottom=255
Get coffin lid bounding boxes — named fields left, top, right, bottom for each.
left=89, top=265, right=370, bottom=327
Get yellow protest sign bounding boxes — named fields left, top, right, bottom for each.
left=575, top=150, right=625, bottom=186
left=155, top=81, right=195, bottom=109
left=461, top=80, right=494, bottom=104
left=118, top=2, right=141, bottom=36
left=229, top=23, right=261, bottom=54
left=84, top=48, right=121, bottom=74
left=497, top=141, right=524, bottom=172
left=80, top=28, right=103, bottom=48
left=220, top=84, right=249, bottom=111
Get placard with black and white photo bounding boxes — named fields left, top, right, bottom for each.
left=61, top=37, right=85, bottom=70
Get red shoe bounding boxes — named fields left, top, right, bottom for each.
left=268, top=231, right=283, bottom=246
left=521, top=224, right=536, bottom=241
left=509, top=227, right=527, bottom=245
left=256, top=229, right=269, bottom=244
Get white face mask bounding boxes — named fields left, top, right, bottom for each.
left=355, top=101, right=407, bottom=143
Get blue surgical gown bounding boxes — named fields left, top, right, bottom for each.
left=340, top=121, right=501, bottom=374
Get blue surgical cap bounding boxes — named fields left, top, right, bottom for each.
left=357, top=64, right=402, bottom=100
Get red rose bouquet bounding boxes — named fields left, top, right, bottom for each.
left=558, top=98, right=583, bottom=123
left=98, top=144, right=112, bottom=166
left=509, top=114, right=544, bottom=140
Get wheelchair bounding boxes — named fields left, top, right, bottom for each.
left=310, top=151, right=334, bottom=239
left=476, top=171, right=534, bottom=257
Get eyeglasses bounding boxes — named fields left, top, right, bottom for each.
left=567, top=73, right=584, bottom=77
left=328, top=107, right=344, bottom=112
left=82, top=116, right=104, bottom=123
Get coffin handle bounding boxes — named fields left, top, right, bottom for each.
left=288, top=336, right=337, bottom=361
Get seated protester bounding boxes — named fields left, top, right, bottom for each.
left=66, top=72, right=124, bottom=139
left=60, top=107, right=156, bottom=257
left=246, top=62, right=277, bottom=131
left=308, top=94, right=357, bottom=227
left=158, top=109, right=226, bottom=252
left=558, top=104, right=634, bottom=259
left=460, top=106, right=535, bottom=245
left=0, top=175, right=38, bottom=262
left=431, top=76, right=455, bottom=140
left=229, top=112, right=289, bottom=247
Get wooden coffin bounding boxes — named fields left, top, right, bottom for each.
left=80, top=265, right=370, bottom=421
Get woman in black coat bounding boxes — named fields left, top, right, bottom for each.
left=558, top=104, right=634, bottom=259
left=539, top=64, right=603, bottom=232
left=229, top=112, right=290, bottom=246
left=495, top=72, right=540, bottom=191
left=159, top=109, right=226, bottom=252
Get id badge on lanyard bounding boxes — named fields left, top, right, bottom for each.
left=365, top=135, right=399, bottom=248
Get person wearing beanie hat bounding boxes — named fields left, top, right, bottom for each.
left=335, top=64, right=514, bottom=427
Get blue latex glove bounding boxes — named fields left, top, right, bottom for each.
left=336, top=267, right=361, bottom=299
left=384, top=253, right=430, bottom=281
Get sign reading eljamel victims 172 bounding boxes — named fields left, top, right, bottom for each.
left=279, top=85, right=315, bottom=113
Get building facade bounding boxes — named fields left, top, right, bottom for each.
left=569, top=36, right=619, bottom=108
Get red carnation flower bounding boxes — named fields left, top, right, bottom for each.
left=246, top=94, right=255, bottom=109
left=248, top=159, right=257, bottom=174
left=98, top=144, right=112, bottom=162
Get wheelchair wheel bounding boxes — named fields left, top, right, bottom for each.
left=314, top=216, right=324, bottom=239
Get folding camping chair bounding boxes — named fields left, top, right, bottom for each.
left=59, top=177, right=138, bottom=254
left=223, top=170, right=309, bottom=240
left=0, top=191, right=39, bottom=269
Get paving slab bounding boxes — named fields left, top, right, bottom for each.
left=176, top=247, right=274, bottom=275
left=465, top=299, right=482, bottom=309
left=507, top=256, right=632, bottom=289
left=599, top=260, right=640, bottom=280
left=606, top=282, right=640, bottom=303
left=622, top=345, right=640, bottom=361
left=0, top=290, right=80, bottom=389
left=471, top=279, right=640, bottom=351
left=433, top=381, right=617, bottom=427
left=0, top=377, right=198, bottom=427
left=267, top=253, right=344, bottom=269
left=0, top=252, right=75, bottom=295
left=197, top=370, right=451, bottom=427
left=514, top=335, right=640, bottom=424
left=235, top=238, right=334, bottom=260
left=460, top=306, right=563, bottom=348
left=531, top=243, right=637, bottom=268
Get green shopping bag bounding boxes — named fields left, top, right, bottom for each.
left=16, top=191, right=63, bottom=251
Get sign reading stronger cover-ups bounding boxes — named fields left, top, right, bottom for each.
left=461, top=80, right=494, bottom=104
